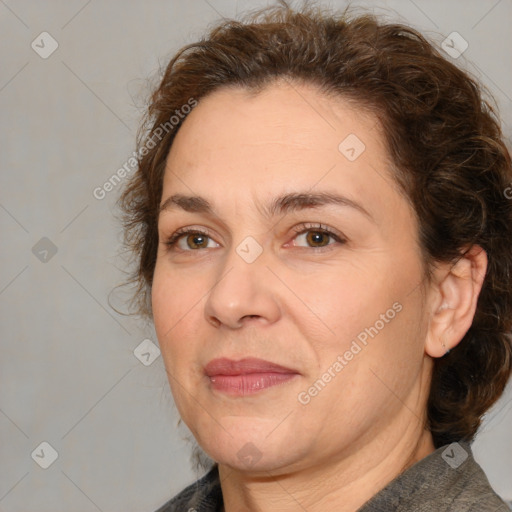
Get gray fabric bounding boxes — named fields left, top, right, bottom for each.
left=155, top=441, right=509, bottom=511
left=154, top=465, right=223, bottom=512
left=358, top=441, right=509, bottom=511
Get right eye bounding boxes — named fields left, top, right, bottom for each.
left=164, top=228, right=220, bottom=252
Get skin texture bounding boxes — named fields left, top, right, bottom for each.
left=151, top=81, right=487, bottom=512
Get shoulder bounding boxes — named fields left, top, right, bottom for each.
left=359, top=441, right=509, bottom=511
left=439, top=446, right=509, bottom=512
left=154, top=465, right=223, bottom=512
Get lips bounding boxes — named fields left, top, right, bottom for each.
left=205, top=357, right=299, bottom=396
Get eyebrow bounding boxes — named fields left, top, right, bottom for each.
left=159, top=191, right=373, bottom=220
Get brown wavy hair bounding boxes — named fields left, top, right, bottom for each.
left=116, top=2, right=512, bottom=448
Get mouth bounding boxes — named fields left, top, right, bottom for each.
left=204, top=357, right=300, bottom=396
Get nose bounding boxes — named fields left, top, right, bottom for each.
left=203, top=244, right=281, bottom=329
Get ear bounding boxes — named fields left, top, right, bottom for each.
left=425, top=245, right=488, bottom=358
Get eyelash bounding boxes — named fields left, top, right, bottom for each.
left=164, top=227, right=211, bottom=250
left=163, top=223, right=347, bottom=252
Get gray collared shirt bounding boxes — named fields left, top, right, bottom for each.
left=155, top=441, right=510, bottom=511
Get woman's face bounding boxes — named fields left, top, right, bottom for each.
left=152, top=81, right=434, bottom=473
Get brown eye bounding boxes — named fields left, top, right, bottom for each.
left=165, top=229, right=219, bottom=251
left=305, top=230, right=331, bottom=247
left=291, top=225, right=345, bottom=249
left=186, top=233, right=209, bottom=249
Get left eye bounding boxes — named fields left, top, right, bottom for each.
left=290, top=228, right=343, bottom=248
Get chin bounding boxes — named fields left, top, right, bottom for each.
left=193, top=417, right=307, bottom=474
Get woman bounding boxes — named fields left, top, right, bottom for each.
left=118, top=3, right=512, bottom=511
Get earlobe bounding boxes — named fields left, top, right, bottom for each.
left=425, top=246, right=487, bottom=358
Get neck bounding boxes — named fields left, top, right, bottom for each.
left=218, top=420, right=435, bottom=512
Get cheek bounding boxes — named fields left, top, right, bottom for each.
left=151, top=267, right=206, bottom=415
left=151, top=265, right=204, bottom=362
left=287, top=265, right=396, bottom=343
left=296, top=257, right=425, bottom=370
left=152, top=261, right=203, bottom=323
left=300, top=285, right=425, bottom=423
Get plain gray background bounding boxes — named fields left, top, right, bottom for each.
left=1, top=0, right=511, bottom=510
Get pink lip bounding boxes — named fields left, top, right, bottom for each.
left=205, top=357, right=299, bottom=396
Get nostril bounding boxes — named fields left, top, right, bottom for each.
left=208, top=316, right=221, bottom=328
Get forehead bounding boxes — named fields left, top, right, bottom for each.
left=162, top=81, right=398, bottom=218
left=169, top=81, right=382, bottom=157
